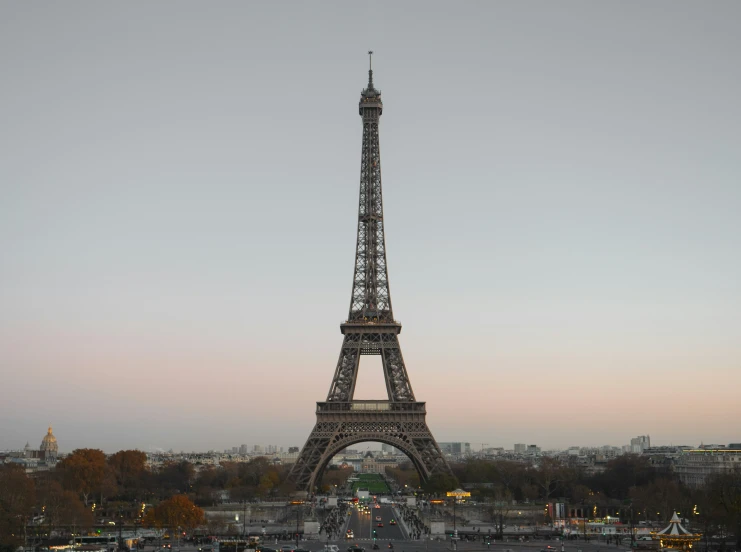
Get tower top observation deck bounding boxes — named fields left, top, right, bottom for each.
left=360, top=50, right=382, bottom=114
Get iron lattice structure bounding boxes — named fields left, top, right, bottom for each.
left=289, top=55, right=452, bottom=491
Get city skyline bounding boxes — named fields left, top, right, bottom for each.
left=1, top=423, right=737, bottom=455
left=2, top=2, right=740, bottom=453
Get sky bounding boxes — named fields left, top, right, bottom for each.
left=1, top=1, right=740, bottom=454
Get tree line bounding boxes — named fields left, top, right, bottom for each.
left=386, top=455, right=741, bottom=547
left=3, top=449, right=739, bottom=551
left=0, top=448, right=355, bottom=552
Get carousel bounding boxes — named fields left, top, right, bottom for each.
left=653, top=512, right=701, bottom=551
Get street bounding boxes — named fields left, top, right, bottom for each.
left=346, top=505, right=406, bottom=542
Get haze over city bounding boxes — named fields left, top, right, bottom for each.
left=1, top=2, right=740, bottom=453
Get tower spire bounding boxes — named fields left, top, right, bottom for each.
left=367, top=50, right=374, bottom=90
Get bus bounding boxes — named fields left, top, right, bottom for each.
left=73, top=536, right=118, bottom=550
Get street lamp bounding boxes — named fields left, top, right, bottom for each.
left=295, top=506, right=301, bottom=549
left=446, top=489, right=471, bottom=544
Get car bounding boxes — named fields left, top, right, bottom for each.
left=293, top=549, right=311, bottom=552
left=257, top=548, right=277, bottom=552
left=280, top=546, right=295, bottom=552
left=346, top=531, right=354, bottom=539
left=347, top=547, right=365, bottom=552
left=376, top=516, right=382, bottom=521
left=389, top=520, right=396, bottom=526
left=377, top=522, right=384, bottom=527
left=375, top=505, right=381, bottom=509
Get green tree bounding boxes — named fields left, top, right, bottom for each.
left=421, top=473, right=459, bottom=495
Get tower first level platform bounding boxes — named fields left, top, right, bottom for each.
left=290, top=401, right=450, bottom=491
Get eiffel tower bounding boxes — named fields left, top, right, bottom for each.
left=289, top=53, right=452, bottom=492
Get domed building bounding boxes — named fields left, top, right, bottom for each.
left=40, top=426, right=59, bottom=460
left=11, top=426, right=59, bottom=472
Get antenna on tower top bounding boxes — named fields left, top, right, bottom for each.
left=367, top=50, right=374, bottom=89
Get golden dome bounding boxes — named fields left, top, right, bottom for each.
left=40, top=426, right=58, bottom=452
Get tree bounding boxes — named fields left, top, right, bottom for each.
left=321, top=466, right=354, bottom=493
left=0, top=465, right=36, bottom=552
left=421, top=473, right=459, bottom=495
left=590, top=455, right=660, bottom=500
left=37, top=480, right=94, bottom=531
left=533, top=458, right=565, bottom=500
left=57, top=448, right=108, bottom=505
left=143, top=494, right=205, bottom=532
left=486, top=488, right=513, bottom=539
left=708, top=468, right=741, bottom=549
left=385, top=464, right=420, bottom=490
left=206, top=514, right=228, bottom=536
left=629, top=478, right=682, bottom=522
left=155, top=461, right=195, bottom=495
left=108, top=450, right=147, bottom=497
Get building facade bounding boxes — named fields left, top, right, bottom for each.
left=674, top=448, right=741, bottom=487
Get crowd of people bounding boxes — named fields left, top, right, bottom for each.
left=395, top=504, right=430, bottom=540
left=319, top=503, right=349, bottom=540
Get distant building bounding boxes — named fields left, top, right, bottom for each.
left=239, top=444, right=247, bottom=455
left=360, top=451, right=398, bottom=474
left=39, top=426, right=59, bottom=460
left=381, top=444, right=397, bottom=454
left=288, top=447, right=300, bottom=453
left=527, top=445, right=541, bottom=455
left=674, top=448, right=741, bottom=487
left=2, top=426, right=59, bottom=473
left=514, top=443, right=527, bottom=454
left=439, top=442, right=471, bottom=456
left=630, top=435, right=651, bottom=453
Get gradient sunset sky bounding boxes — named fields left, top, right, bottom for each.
left=1, top=2, right=740, bottom=453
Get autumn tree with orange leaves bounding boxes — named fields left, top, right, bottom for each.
left=56, top=448, right=109, bottom=505
left=143, top=494, right=204, bottom=532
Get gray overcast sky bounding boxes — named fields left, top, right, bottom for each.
left=1, top=1, right=740, bottom=453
